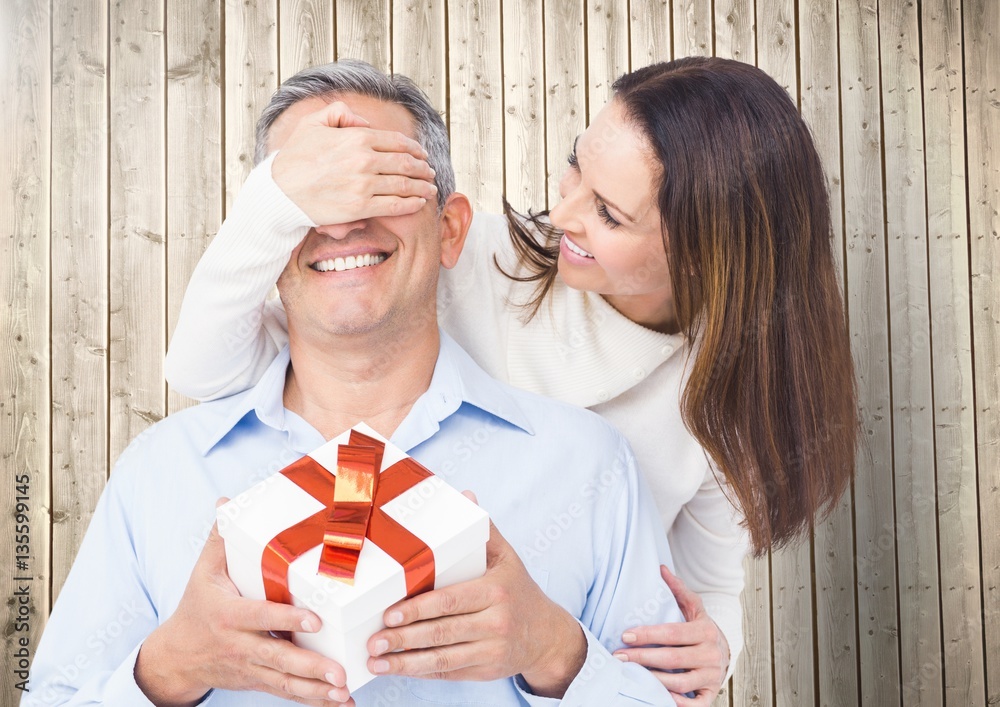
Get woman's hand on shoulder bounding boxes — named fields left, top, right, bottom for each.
left=614, top=565, right=729, bottom=706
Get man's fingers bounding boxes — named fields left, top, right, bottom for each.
left=230, top=597, right=324, bottom=636
left=368, top=642, right=482, bottom=678
left=251, top=663, right=351, bottom=704
left=369, top=616, right=479, bottom=656
left=380, top=583, right=489, bottom=629
left=249, top=635, right=348, bottom=688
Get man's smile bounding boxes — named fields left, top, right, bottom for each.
left=310, top=252, right=389, bottom=273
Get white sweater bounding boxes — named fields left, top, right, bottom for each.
left=165, top=155, right=748, bottom=670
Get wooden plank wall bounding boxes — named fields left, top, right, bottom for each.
left=1, top=1, right=997, bottom=705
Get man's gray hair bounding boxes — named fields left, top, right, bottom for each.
left=254, top=59, right=455, bottom=208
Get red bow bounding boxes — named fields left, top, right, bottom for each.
left=261, top=430, right=436, bottom=605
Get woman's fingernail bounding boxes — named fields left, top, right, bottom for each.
left=622, top=632, right=636, bottom=643
left=325, top=672, right=344, bottom=686
left=386, top=611, right=403, bottom=626
left=328, top=687, right=349, bottom=700
left=372, top=659, right=390, bottom=674
left=614, top=652, right=628, bottom=662
left=301, top=617, right=316, bottom=632
left=373, top=639, right=389, bottom=656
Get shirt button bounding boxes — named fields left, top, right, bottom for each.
left=597, top=389, right=610, bottom=401
left=633, top=368, right=645, bottom=380
left=661, top=344, right=674, bottom=356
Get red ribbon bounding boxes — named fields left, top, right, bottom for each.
left=261, top=430, right=436, bottom=605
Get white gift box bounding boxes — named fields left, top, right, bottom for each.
left=218, top=423, right=490, bottom=692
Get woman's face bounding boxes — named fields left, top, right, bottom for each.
left=549, top=99, right=676, bottom=332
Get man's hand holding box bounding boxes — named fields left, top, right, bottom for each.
left=218, top=424, right=490, bottom=691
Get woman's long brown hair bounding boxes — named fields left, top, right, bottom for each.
left=500, top=57, right=858, bottom=554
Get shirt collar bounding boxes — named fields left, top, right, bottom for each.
left=196, top=331, right=534, bottom=456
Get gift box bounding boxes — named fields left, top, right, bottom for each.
left=218, top=423, right=490, bottom=691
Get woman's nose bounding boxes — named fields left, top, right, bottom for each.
left=550, top=175, right=581, bottom=232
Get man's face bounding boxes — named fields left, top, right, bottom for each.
left=271, top=93, right=447, bottom=341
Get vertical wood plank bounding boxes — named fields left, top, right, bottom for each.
left=502, top=0, right=546, bottom=212
left=224, top=0, right=277, bottom=208
left=715, top=6, right=768, bottom=707
left=629, top=0, right=671, bottom=69
left=965, top=1, right=1000, bottom=705
left=923, top=2, right=985, bottom=706
left=335, top=0, right=390, bottom=72
left=50, top=0, right=109, bottom=596
left=839, top=2, right=901, bottom=705
left=542, top=0, right=585, bottom=207
left=878, top=2, right=944, bottom=706
left=756, top=0, right=795, bottom=92
left=800, top=2, right=860, bottom=706
left=586, top=0, right=629, bottom=121
left=109, top=0, right=167, bottom=462
left=392, top=0, right=446, bottom=113
left=280, top=0, right=335, bottom=80
left=733, top=555, right=773, bottom=707
left=0, top=1, right=51, bottom=701
left=757, top=4, right=815, bottom=704
left=166, top=0, right=223, bottom=414
left=673, top=0, right=713, bottom=57
left=713, top=0, right=755, bottom=64
left=446, top=0, right=503, bottom=212
left=765, top=91, right=814, bottom=707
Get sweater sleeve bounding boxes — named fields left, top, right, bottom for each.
left=667, top=467, right=749, bottom=680
left=164, top=153, right=310, bottom=401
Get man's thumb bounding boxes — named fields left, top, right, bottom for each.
left=200, top=497, right=232, bottom=568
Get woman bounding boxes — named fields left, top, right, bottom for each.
left=165, top=57, right=858, bottom=704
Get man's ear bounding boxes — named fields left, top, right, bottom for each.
left=438, top=192, right=473, bottom=269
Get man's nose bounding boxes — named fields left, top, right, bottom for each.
left=313, top=220, right=366, bottom=239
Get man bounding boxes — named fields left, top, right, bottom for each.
left=25, top=61, right=680, bottom=706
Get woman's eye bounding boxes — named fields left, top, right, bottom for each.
left=567, top=150, right=579, bottom=168
left=596, top=202, right=621, bottom=229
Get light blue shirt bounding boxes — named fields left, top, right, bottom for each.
left=24, top=333, right=680, bottom=706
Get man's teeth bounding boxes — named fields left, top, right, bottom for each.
left=313, top=253, right=388, bottom=272
left=564, top=237, right=594, bottom=258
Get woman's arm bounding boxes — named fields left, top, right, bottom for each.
left=164, top=154, right=308, bottom=400
left=615, top=470, right=749, bottom=704
left=666, top=472, right=748, bottom=675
